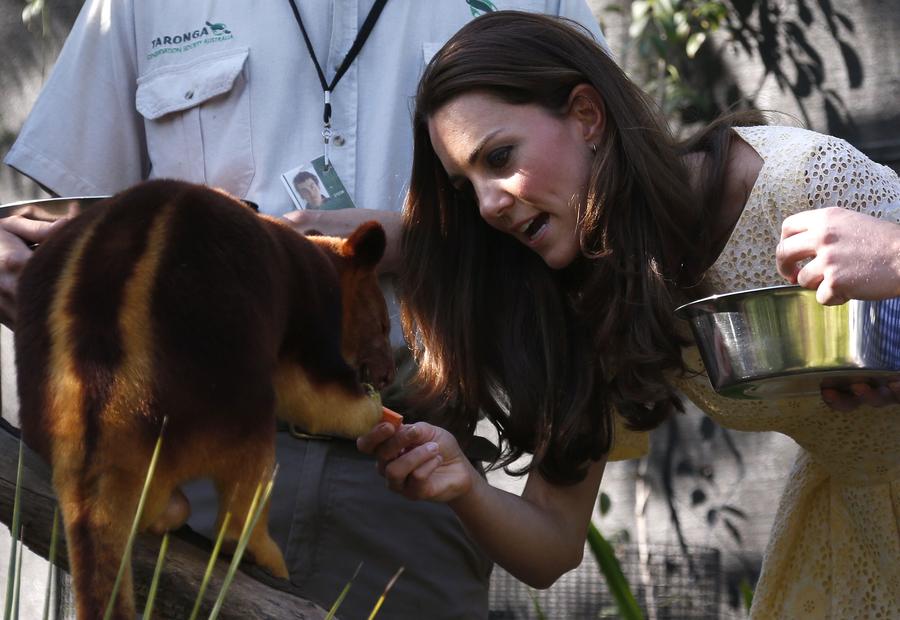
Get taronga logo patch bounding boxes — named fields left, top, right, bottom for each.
left=148, top=21, right=234, bottom=59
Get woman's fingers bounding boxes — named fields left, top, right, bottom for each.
left=0, top=224, right=44, bottom=326
left=775, top=229, right=816, bottom=282
left=850, top=383, right=897, bottom=408
left=811, top=275, right=847, bottom=306
left=384, top=441, right=441, bottom=492
left=783, top=238, right=848, bottom=305
left=888, top=382, right=900, bottom=403
left=779, top=209, right=819, bottom=239
left=793, top=256, right=824, bottom=291
left=358, top=421, right=443, bottom=477
left=1, top=215, right=66, bottom=244
left=401, top=453, right=445, bottom=500
left=356, top=421, right=397, bottom=455
left=822, top=382, right=900, bottom=411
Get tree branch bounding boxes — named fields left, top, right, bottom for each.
left=0, top=424, right=330, bottom=620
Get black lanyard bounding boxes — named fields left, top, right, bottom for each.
left=286, top=0, right=389, bottom=167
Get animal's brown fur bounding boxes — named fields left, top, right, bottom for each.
left=14, top=179, right=394, bottom=620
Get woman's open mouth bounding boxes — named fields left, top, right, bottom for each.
left=523, top=212, right=549, bottom=242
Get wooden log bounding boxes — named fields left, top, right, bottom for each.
left=0, top=424, right=329, bottom=619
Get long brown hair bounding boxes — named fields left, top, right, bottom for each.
left=401, top=11, right=756, bottom=484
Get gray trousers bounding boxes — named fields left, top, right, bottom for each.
left=184, top=432, right=492, bottom=619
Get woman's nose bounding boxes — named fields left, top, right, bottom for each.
left=476, top=181, right=513, bottom=223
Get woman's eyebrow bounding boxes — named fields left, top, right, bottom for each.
left=468, top=129, right=502, bottom=165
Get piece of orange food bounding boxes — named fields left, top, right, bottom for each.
left=381, top=406, right=404, bottom=429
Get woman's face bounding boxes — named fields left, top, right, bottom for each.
left=428, top=91, right=596, bottom=269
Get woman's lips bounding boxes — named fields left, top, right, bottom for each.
left=524, top=212, right=549, bottom=243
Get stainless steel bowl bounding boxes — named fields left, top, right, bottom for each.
left=675, top=285, right=900, bottom=399
left=0, top=195, right=109, bottom=221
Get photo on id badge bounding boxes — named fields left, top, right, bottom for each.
left=282, top=156, right=356, bottom=210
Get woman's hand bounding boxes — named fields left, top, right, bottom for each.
left=0, top=216, right=65, bottom=326
left=359, top=419, right=609, bottom=588
left=821, top=382, right=900, bottom=412
left=357, top=421, right=476, bottom=503
left=776, top=208, right=900, bottom=305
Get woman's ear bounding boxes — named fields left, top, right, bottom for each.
left=566, top=84, right=605, bottom=145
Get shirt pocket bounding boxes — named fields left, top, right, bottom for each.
left=136, top=47, right=254, bottom=197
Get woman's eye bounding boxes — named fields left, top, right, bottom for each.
left=486, top=146, right=511, bottom=169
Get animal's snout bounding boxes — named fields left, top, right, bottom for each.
left=360, top=359, right=396, bottom=391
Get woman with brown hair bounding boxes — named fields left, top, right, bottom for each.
left=358, top=11, right=900, bottom=618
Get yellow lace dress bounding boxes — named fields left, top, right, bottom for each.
left=671, top=125, right=900, bottom=619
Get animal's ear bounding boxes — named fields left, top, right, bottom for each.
left=342, top=221, right=386, bottom=269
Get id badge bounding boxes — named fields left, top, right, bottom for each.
left=281, top=155, right=356, bottom=211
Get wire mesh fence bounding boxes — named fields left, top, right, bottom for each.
left=489, top=543, right=721, bottom=619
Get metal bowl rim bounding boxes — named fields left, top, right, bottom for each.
left=674, top=284, right=814, bottom=319
left=0, top=195, right=110, bottom=218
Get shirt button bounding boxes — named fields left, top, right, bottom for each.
left=185, top=90, right=195, bottom=100
left=333, top=134, right=346, bottom=147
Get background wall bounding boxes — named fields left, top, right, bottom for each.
left=1, top=1, right=897, bottom=618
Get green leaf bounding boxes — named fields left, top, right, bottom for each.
left=527, top=589, right=547, bottom=620
left=142, top=533, right=170, bottom=620
left=192, top=512, right=233, bottom=620
left=41, top=509, right=60, bottom=620
left=686, top=32, right=707, bottom=58
left=11, top=528, right=24, bottom=620
left=4, top=439, right=25, bottom=620
left=366, top=566, right=404, bottom=620
left=739, top=577, right=754, bottom=612
left=326, top=563, right=362, bottom=620
left=586, top=523, right=644, bottom=620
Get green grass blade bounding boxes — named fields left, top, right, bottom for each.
left=325, top=562, right=363, bottom=620
left=527, top=589, right=547, bottom=620
left=587, top=522, right=644, bottom=620
left=207, top=467, right=278, bottom=620
left=103, top=417, right=168, bottom=620
left=41, top=508, right=60, bottom=620
left=142, top=532, right=170, bottom=620
left=11, top=527, right=24, bottom=620
left=366, top=566, right=404, bottom=620
left=188, top=512, right=233, bottom=620
left=3, top=438, right=25, bottom=620
left=739, top=577, right=754, bottom=614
